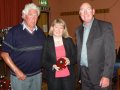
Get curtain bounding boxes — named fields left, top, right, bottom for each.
left=0, top=0, right=32, bottom=29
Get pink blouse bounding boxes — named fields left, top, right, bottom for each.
left=55, top=45, right=70, bottom=78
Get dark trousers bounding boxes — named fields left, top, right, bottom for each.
left=81, top=66, right=110, bottom=90
left=48, top=76, right=75, bottom=90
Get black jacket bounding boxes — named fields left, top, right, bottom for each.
left=76, top=18, right=116, bottom=84
left=42, top=36, right=76, bottom=89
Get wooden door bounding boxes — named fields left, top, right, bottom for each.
left=37, top=11, right=49, bottom=36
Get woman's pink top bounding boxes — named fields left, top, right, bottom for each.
left=55, top=45, right=70, bottom=78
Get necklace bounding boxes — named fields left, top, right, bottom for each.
left=55, top=39, right=62, bottom=45
left=56, top=39, right=61, bottom=43
left=53, top=37, right=63, bottom=46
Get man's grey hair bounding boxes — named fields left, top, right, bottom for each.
left=22, top=3, right=40, bottom=19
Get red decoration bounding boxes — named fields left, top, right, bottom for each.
left=56, top=58, right=66, bottom=70
left=0, top=75, right=11, bottom=90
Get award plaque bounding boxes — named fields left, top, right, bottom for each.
left=56, top=58, right=66, bottom=70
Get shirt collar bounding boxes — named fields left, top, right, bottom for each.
left=83, top=18, right=94, bottom=29
left=22, top=21, right=38, bottom=31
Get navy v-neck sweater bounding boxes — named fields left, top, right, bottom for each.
left=2, top=24, right=46, bottom=76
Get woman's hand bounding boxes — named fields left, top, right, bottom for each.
left=65, top=57, right=70, bottom=66
left=53, top=64, right=60, bottom=71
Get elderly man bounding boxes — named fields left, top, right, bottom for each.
left=1, top=3, right=46, bottom=90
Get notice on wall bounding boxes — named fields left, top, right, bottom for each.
left=43, top=24, right=48, bottom=32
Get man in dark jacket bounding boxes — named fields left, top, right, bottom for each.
left=76, top=2, right=115, bottom=90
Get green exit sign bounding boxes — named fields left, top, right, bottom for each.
left=40, top=0, right=48, bottom=6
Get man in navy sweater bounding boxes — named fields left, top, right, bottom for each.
left=1, top=3, right=46, bottom=90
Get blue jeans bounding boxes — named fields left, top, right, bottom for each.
left=10, top=73, right=42, bottom=90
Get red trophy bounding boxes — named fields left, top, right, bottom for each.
left=56, top=58, right=66, bottom=70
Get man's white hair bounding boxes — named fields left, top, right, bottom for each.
left=22, top=3, right=40, bottom=19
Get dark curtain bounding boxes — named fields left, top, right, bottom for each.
left=0, top=0, right=32, bottom=29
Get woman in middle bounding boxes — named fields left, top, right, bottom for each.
left=42, top=18, right=76, bottom=90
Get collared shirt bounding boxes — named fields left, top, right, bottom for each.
left=80, top=18, right=94, bottom=67
left=22, top=21, right=38, bottom=34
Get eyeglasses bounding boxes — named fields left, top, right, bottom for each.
left=79, top=8, right=92, bottom=14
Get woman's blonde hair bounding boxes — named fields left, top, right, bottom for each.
left=49, top=18, right=70, bottom=38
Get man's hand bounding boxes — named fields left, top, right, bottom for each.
left=99, top=77, right=110, bottom=88
left=1, top=52, right=26, bottom=80
left=15, top=69, right=26, bottom=80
